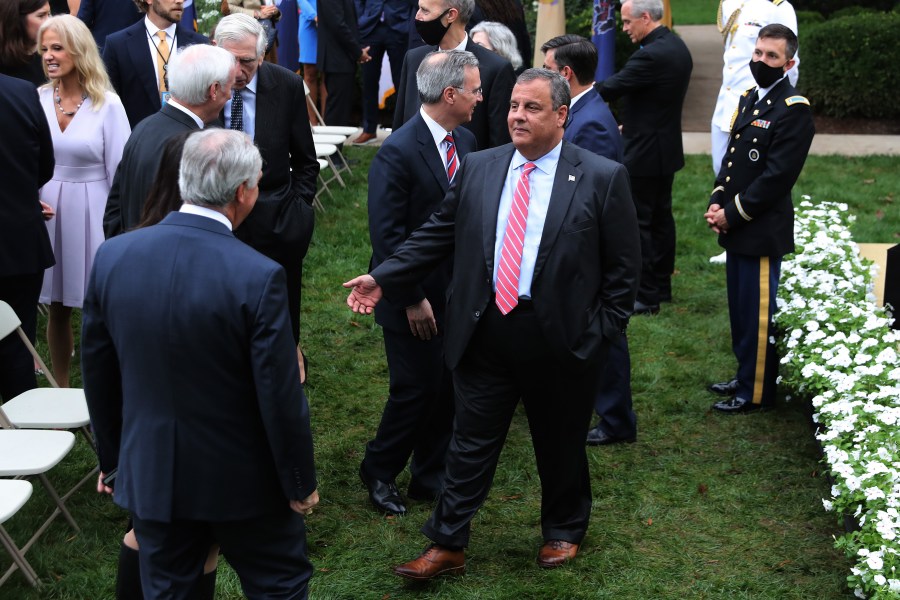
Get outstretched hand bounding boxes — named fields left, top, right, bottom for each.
left=343, top=274, right=383, bottom=314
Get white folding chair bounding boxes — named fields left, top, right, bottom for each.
left=312, top=132, right=355, bottom=183
left=314, top=158, right=333, bottom=211
left=314, top=142, right=346, bottom=193
left=0, top=301, right=93, bottom=449
left=0, top=480, right=40, bottom=588
left=303, top=81, right=358, bottom=136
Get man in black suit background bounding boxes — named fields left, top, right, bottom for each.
left=346, top=68, right=640, bottom=578
left=77, top=0, right=143, bottom=51
left=103, top=43, right=237, bottom=237
left=84, top=129, right=319, bottom=599
left=317, top=0, right=371, bottom=126
left=393, top=0, right=515, bottom=150
left=0, top=74, right=54, bottom=402
left=705, top=24, right=814, bottom=414
left=359, top=50, right=479, bottom=517
left=215, top=14, right=320, bottom=360
left=103, top=0, right=209, bottom=128
left=597, top=0, right=691, bottom=314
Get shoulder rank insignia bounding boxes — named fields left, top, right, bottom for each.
left=785, top=95, right=810, bottom=107
left=750, top=119, right=771, bottom=129
left=771, top=0, right=785, bottom=5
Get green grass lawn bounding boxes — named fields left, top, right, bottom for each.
left=6, top=150, right=897, bottom=599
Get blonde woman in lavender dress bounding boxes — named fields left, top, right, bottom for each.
left=37, top=14, right=129, bottom=386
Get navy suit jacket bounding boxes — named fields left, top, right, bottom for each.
left=356, top=0, right=415, bottom=40
left=103, top=19, right=208, bottom=129
left=233, top=62, right=319, bottom=264
left=393, top=38, right=515, bottom=150
left=367, top=112, right=476, bottom=333
left=83, top=212, right=317, bottom=522
left=371, top=141, right=641, bottom=371
left=596, top=26, right=692, bottom=177
left=77, top=0, right=142, bottom=51
left=0, top=74, right=54, bottom=277
left=564, top=89, right=623, bottom=163
left=317, top=0, right=361, bottom=73
left=103, top=103, right=200, bottom=237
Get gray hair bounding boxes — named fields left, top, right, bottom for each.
left=214, top=13, right=266, bottom=58
left=168, top=44, right=236, bottom=106
left=179, top=130, right=262, bottom=208
left=470, top=21, right=522, bottom=70
left=416, top=50, right=479, bottom=105
left=516, top=68, right=571, bottom=111
left=446, top=0, right=475, bottom=24
left=628, top=0, right=664, bottom=22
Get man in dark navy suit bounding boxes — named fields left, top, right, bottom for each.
left=359, top=50, right=478, bottom=516
left=0, top=74, right=54, bottom=402
left=393, top=0, right=515, bottom=150
left=103, top=44, right=237, bottom=237
left=541, top=34, right=636, bottom=448
left=77, top=0, right=143, bottom=51
left=317, top=0, right=370, bottom=126
left=84, top=129, right=319, bottom=600
left=597, top=0, right=692, bottom=314
left=103, top=0, right=208, bottom=128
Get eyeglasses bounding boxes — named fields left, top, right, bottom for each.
left=454, top=86, right=483, bottom=97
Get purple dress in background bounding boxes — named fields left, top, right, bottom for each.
left=38, top=88, right=130, bottom=308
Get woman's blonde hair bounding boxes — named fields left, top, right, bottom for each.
left=38, top=15, right=112, bottom=110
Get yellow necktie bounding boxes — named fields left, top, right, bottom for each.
left=156, top=30, right=170, bottom=93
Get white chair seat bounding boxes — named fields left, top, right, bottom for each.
left=312, top=125, right=358, bottom=136
left=317, top=158, right=328, bottom=170
left=0, top=430, right=75, bottom=476
left=2, top=388, right=90, bottom=429
left=314, top=143, right=338, bottom=158
left=312, top=133, right=347, bottom=145
left=0, top=480, right=32, bottom=525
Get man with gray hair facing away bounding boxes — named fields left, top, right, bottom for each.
left=103, top=43, right=238, bottom=237
left=214, top=14, right=319, bottom=364
left=84, top=129, right=319, bottom=600
left=359, top=50, right=479, bottom=517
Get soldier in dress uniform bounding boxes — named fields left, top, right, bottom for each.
left=704, top=24, right=814, bottom=414
left=712, top=0, right=799, bottom=175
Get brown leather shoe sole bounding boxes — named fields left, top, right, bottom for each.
left=537, top=540, right=579, bottom=568
left=393, top=563, right=465, bottom=580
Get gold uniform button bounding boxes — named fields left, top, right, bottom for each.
left=735, top=134, right=741, bottom=139
left=753, top=138, right=758, bottom=143
left=727, top=161, right=732, bottom=168
left=725, top=176, right=731, bottom=182
left=730, top=147, right=735, bottom=153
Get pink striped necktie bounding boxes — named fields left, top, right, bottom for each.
left=495, top=162, right=537, bottom=315
left=444, top=133, right=458, bottom=182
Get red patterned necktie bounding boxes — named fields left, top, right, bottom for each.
left=444, top=133, right=458, bottom=182
left=495, top=162, right=536, bottom=315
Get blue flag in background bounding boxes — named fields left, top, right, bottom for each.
left=592, top=0, right=616, bottom=82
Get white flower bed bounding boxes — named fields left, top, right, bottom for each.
left=774, top=198, right=900, bottom=599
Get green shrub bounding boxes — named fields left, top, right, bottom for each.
left=799, top=11, right=900, bottom=118
left=795, top=10, right=826, bottom=25
left=829, top=5, right=879, bottom=18
left=791, top=0, right=896, bottom=18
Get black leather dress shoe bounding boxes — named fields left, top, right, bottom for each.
left=586, top=423, right=636, bottom=446
left=712, top=396, right=766, bottom=414
left=633, top=300, right=660, bottom=315
left=359, top=464, right=406, bottom=515
left=707, top=378, right=739, bottom=396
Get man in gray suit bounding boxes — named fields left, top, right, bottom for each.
left=102, top=43, right=237, bottom=237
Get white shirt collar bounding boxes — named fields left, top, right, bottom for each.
left=510, top=140, right=563, bottom=175
left=757, top=74, right=786, bottom=100
left=166, top=98, right=205, bottom=129
left=569, top=86, right=594, bottom=108
left=179, top=203, right=233, bottom=230
left=452, top=34, right=468, bottom=52
left=145, top=16, right=177, bottom=38
left=420, top=106, right=451, bottom=148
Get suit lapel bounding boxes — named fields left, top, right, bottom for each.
left=415, top=116, right=450, bottom=194
left=254, top=64, right=276, bottom=144
left=481, top=148, right=515, bottom=275
left=735, top=78, right=788, bottom=131
left=127, top=24, right=162, bottom=110
left=533, top=143, right=582, bottom=282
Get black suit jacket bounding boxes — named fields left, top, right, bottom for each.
left=0, top=74, right=55, bottom=277
left=367, top=112, right=476, bottom=333
left=77, top=0, right=143, bottom=51
left=233, top=62, right=319, bottom=264
left=371, top=141, right=640, bottom=371
left=103, top=20, right=208, bottom=129
left=596, top=26, right=692, bottom=177
left=393, top=38, right=515, bottom=150
left=710, top=78, right=814, bottom=257
left=317, top=0, right=361, bottom=73
left=103, top=103, right=200, bottom=237
left=83, top=212, right=316, bottom=522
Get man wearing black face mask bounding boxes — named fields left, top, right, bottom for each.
left=392, top=0, right=515, bottom=149
left=704, top=24, right=814, bottom=414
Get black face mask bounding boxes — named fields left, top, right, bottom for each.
left=415, top=9, right=451, bottom=46
left=748, top=58, right=786, bottom=89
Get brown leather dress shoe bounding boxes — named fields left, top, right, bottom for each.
left=537, top=540, right=579, bottom=568
left=393, top=544, right=465, bottom=580
left=352, top=131, right=377, bottom=144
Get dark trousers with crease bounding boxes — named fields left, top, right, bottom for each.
left=0, top=272, right=42, bottom=401
left=630, top=174, right=676, bottom=305
left=363, top=327, right=453, bottom=495
left=422, top=301, right=600, bottom=549
left=359, top=25, right=406, bottom=134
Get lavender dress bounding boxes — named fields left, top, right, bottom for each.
left=38, top=88, right=130, bottom=308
